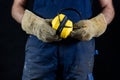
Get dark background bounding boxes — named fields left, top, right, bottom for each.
left=0, top=0, right=120, bottom=80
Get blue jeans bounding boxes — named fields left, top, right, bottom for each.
left=22, top=35, right=96, bottom=80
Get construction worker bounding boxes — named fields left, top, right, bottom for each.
left=11, top=0, right=115, bottom=80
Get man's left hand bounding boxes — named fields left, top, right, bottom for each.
left=70, top=13, right=107, bottom=41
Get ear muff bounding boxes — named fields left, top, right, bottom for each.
left=51, top=8, right=82, bottom=39
left=52, top=14, right=73, bottom=38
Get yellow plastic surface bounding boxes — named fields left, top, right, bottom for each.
left=52, top=14, right=73, bottom=38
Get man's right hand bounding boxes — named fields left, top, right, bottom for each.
left=22, top=9, right=61, bottom=42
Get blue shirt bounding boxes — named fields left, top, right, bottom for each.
left=33, top=0, right=92, bottom=23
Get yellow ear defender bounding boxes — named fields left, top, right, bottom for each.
left=51, top=8, right=82, bottom=39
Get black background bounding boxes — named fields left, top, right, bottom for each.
left=0, top=0, right=120, bottom=80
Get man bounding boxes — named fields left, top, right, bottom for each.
left=11, top=0, right=115, bottom=80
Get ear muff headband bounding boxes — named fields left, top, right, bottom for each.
left=56, top=16, right=68, bottom=35
left=58, top=8, right=82, bottom=19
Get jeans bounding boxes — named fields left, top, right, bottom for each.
left=22, top=35, right=95, bottom=80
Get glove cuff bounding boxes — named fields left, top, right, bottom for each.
left=90, top=13, right=107, bottom=37
left=21, top=9, right=44, bottom=34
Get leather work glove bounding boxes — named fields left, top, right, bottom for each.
left=21, top=9, right=61, bottom=42
left=70, top=13, right=107, bottom=41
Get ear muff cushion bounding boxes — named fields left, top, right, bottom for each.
left=52, top=14, right=65, bottom=30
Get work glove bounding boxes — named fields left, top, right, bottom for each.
left=21, top=9, right=61, bottom=42
left=70, top=13, right=107, bottom=41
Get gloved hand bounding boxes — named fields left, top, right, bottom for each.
left=21, top=9, right=61, bottom=42
left=70, top=13, right=107, bottom=41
